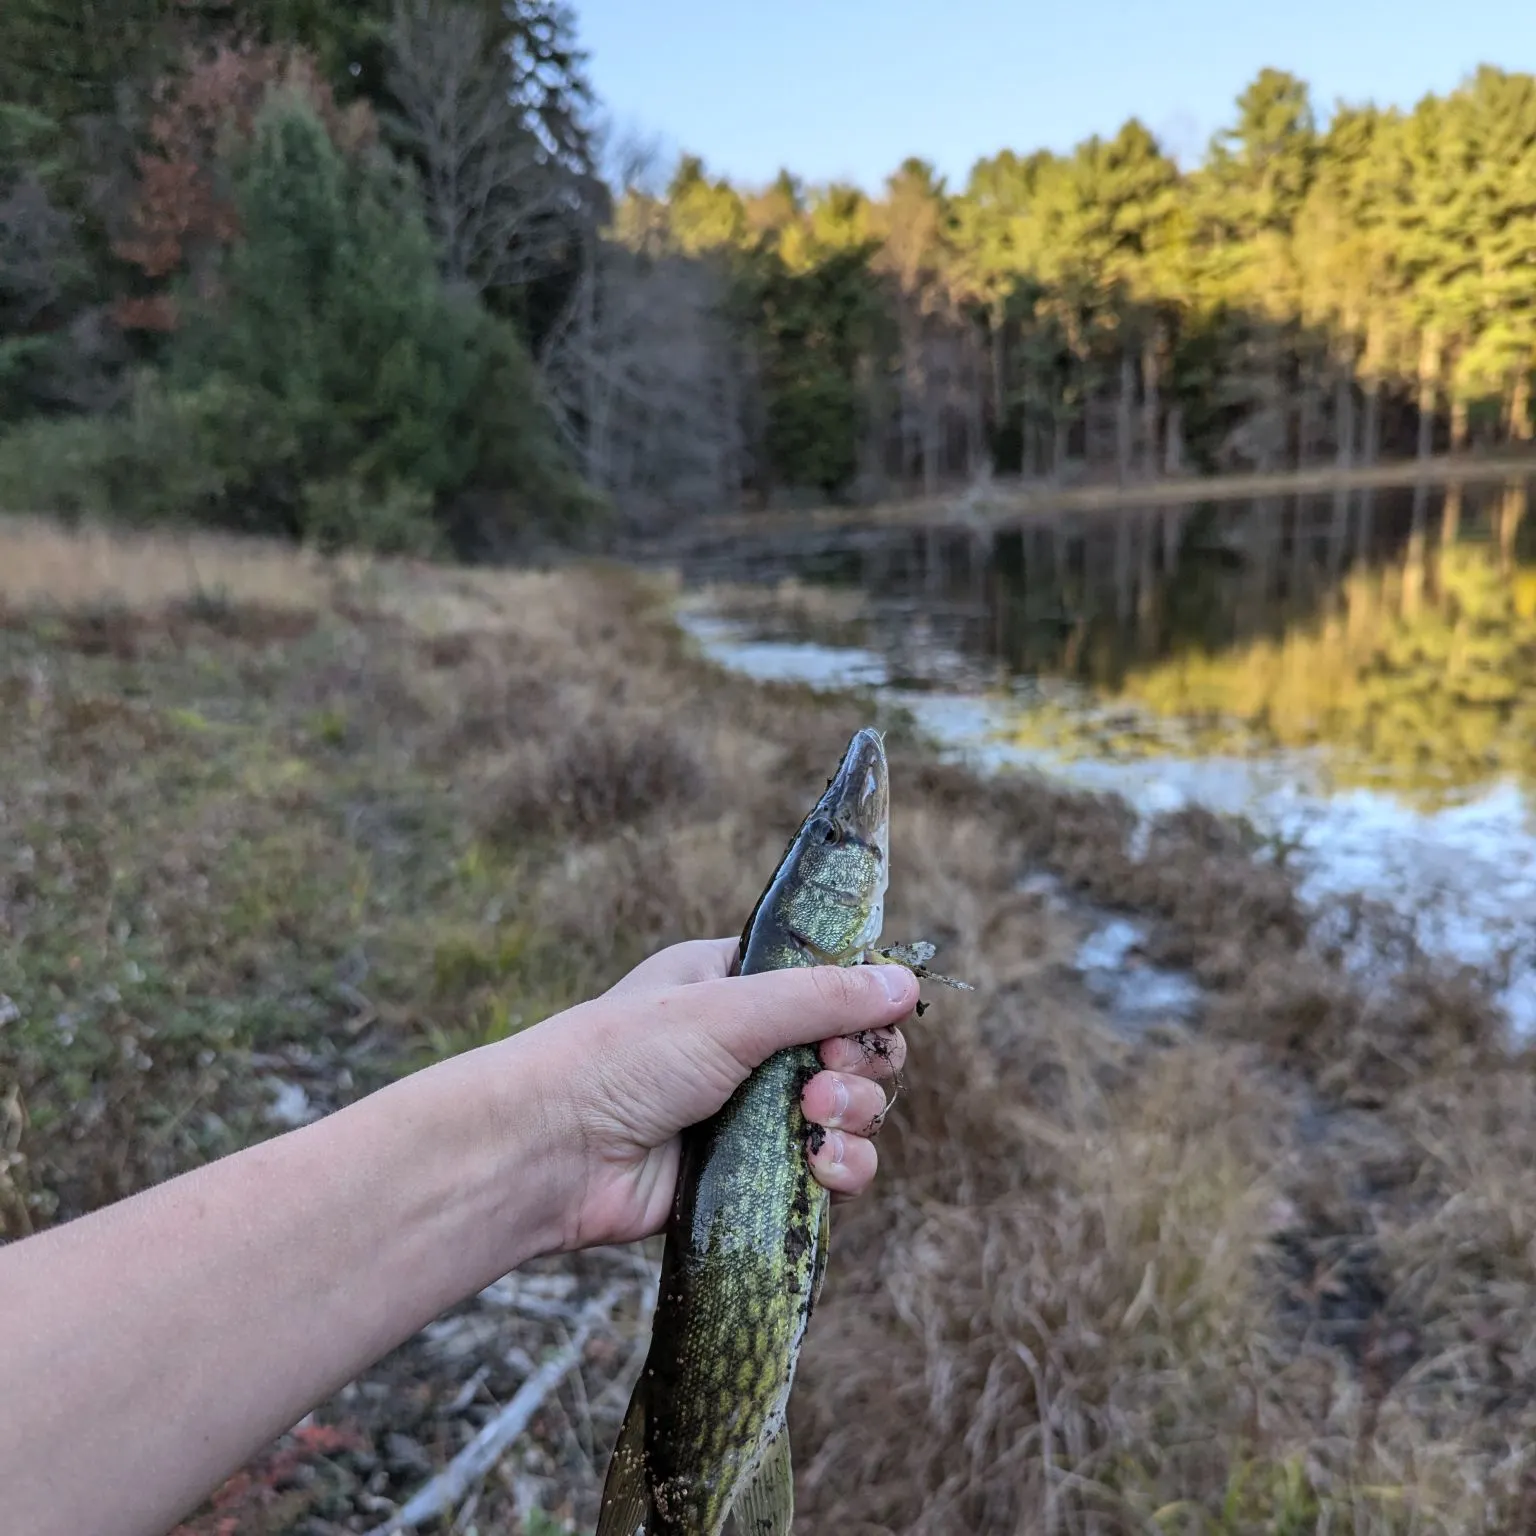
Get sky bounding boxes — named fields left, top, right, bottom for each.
left=573, top=0, right=1535, bottom=192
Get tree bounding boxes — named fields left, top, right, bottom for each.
left=871, top=159, right=955, bottom=493
left=112, top=42, right=375, bottom=332
left=523, top=134, right=740, bottom=530
left=36, top=86, right=595, bottom=550
left=383, top=0, right=582, bottom=294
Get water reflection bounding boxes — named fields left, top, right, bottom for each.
left=672, top=474, right=1536, bottom=809
left=664, top=474, right=1536, bottom=1037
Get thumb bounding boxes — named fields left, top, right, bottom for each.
left=668, top=963, right=918, bottom=1074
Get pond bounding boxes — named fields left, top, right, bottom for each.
left=654, top=474, right=1536, bottom=1037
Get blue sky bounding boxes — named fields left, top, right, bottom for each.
left=573, top=0, right=1534, bottom=192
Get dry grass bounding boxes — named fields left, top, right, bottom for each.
left=0, top=514, right=338, bottom=612
left=475, top=709, right=710, bottom=846
left=5, top=517, right=1536, bottom=1532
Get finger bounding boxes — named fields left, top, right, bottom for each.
left=820, top=1025, right=907, bottom=1083
left=670, top=964, right=919, bottom=1075
left=801, top=1071, right=887, bottom=1135
left=605, top=938, right=739, bottom=998
left=807, top=1127, right=878, bottom=1199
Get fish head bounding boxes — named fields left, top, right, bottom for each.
left=773, top=726, right=890, bottom=962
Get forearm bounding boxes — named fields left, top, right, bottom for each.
left=0, top=1039, right=561, bottom=1536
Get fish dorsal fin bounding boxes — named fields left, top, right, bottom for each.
left=727, top=1429, right=795, bottom=1536
left=595, top=1375, right=653, bottom=1536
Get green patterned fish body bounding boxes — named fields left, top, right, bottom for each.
left=597, top=727, right=891, bottom=1536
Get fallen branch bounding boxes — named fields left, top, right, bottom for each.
left=366, top=1281, right=629, bottom=1534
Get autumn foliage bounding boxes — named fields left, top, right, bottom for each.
left=114, top=42, right=376, bottom=331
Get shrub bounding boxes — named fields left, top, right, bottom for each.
left=0, top=88, right=604, bottom=554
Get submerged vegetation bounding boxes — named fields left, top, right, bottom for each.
left=4, top=516, right=1536, bottom=1532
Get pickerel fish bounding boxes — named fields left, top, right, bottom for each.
left=596, top=726, right=969, bottom=1536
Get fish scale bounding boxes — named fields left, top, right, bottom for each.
left=596, top=726, right=895, bottom=1536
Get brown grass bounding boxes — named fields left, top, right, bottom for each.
left=5, top=517, right=1536, bottom=1532
left=474, top=709, right=710, bottom=846
left=0, top=514, right=337, bottom=612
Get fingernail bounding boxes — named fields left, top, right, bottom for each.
left=828, top=1075, right=849, bottom=1122
left=824, top=1130, right=846, bottom=1168
left=873, top=965, right=914, bottom=1006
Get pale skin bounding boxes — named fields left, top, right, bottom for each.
left=0, top=938, right=916, bottom=1536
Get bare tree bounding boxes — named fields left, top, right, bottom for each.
left=385, top=0, right=578, bottom=292
left=0, top=174, right=74, bottom=333
left=537, top=128, right=747, bottom=529
left=541, top=240, right=745, bottom=529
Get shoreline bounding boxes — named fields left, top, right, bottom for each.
left=630, top=449, right=1536, bottom=545
left=679, top=580, right=1536, bottom=1044
left=1, top=518, right=1532, bottom=1530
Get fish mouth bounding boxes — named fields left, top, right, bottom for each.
left=821, top=726, right=889, bottom=853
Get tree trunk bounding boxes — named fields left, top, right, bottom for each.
left=1416, top=327, right=1441, bottom=461
left=1163, top=404, right=1184, bottom=475
left=1359, top=354, right=1382, bottom=544
left=1360, top=378, right=1381, bottom=466
left=923, top=394, right=941, bottom=496
left=920, top=331, right=942, bottom=498
left=1116, top=349, right=1135, bottom=486
left=990, top=302, right=1007, bottom=438
left=1329, top=369, right=1354, bottom=573
left=1141, top=334, right=1162, bottom=479
left=1334, top=371, right=1355, bottom=470
left=1297, top=377, right=1320, bottom=469
left=902, top=377, right=922, bottom=495
left=859, top=353, right=885, bottom=503
left=578, top=254, right=602, bottom=487
left=967, top=333, right=987, bottom=480
left=1439, top=396, right=1469, bottom=552
left=1509, top=367, right=1533, bottom=443
left=1359, top=314, right=1384, bottom=521
left=1052, top=416, right=1069, bottom=482
left=717, top=340, right=740, bottom=508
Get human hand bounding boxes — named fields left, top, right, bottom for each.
left=0, top=939, right=911, bottom=1536
left=507, top=938, right=917, bottom=1254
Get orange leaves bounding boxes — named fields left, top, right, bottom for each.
left=113, top=40, right=377, bottom=331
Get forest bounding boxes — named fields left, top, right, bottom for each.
left=3, top=1, right=1536, bottom=550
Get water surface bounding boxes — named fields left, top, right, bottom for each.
left=660, top=475, right=1536, bottom=1035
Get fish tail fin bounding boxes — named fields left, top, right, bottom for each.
left=596, top=1374, right=654, bottom=1536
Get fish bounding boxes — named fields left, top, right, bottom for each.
left=596, top=725, right=968, bottom=1536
